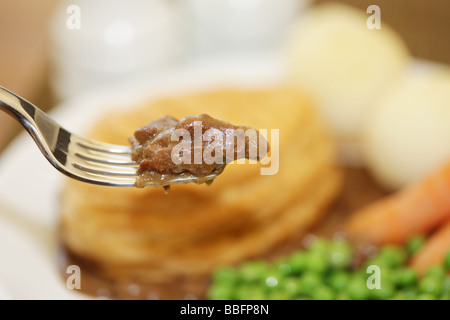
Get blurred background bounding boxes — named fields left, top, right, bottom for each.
left=1, top=0, right=450, bottom=301
left=0, top=0, right=449, bottom=152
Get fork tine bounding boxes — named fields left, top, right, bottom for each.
left=71, top=163, right=138, bottom=177
left=67, top=154, right=138, bottom=176
left=64, top=135, right=141, bottom=184
left=69, top=134, right=136, bottom=165
left=61, top=153, right=138, bottom=186
left=71, top=135, right=132, bottom=154
left=76, top=141, right=132, bottom=154
left=73, top=150, right=137, bottom=166
left=69, top=167, right=138, bottom=186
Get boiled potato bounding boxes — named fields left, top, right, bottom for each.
left=363, top=66, right=450, bottom=189
left=285, top=3, right=410, bottom=159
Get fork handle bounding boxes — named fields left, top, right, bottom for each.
left=0, top=86, right=59, bottom=155
left=0, top=86, right=45, bottom=128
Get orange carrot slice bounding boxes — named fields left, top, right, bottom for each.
left=346, top=162, right=450, bottom=245
left=410, top=218, right=450, bottom=275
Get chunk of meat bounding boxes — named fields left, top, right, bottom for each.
left=130, top=114, right=269, bottom=189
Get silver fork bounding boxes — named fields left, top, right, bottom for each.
left=0, top=87, right=217, bottom=187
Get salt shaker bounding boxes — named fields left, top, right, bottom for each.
left=49, top=0, right=183, bottom=100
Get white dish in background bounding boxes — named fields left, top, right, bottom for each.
left=0, top=54, right=282, bottom=299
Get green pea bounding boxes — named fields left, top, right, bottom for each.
left=246, top=289, right=267, bottom=300
left=377, top=245, right=407, bottom=268
left=208, top=283, right=234, bottom=300
left=441, top=276, right=450, bottom=297
left=328, top=271, right=350, bottom=292
left=391, top=289, right=417, bottom=300
left=234, top=285, right=266, bottom=300
left=346, top=278, right=370, bottom=300
left=372, top=266, right=394, bottom=288
left=444, top=251, right=450, bottom=271
left=298, top=272, right=323, bottom=296
left=328, top=241, right=353, bottom=269
left=308, top=237, right=331, bottom=254
left=212, top=266, right=236, bottom=284
left=277, top=263, right=292, bottom=278
left=209, top=238, right=450, bottom=301
left=264, top=274, right=280, bottom=290
left=268, top=290, right=291, bottom=300
left=364, top=256, right=391, bottom=271
left=336, top=292, right=351, bottom=300
left=364, top=262, right=392, bottom=291
left=282, top=277, right=301, bottom=298
left=391, top=292, right=406, bottom=300
left=353, top=269, right=371, bottom=282
left=233, top=286, right=249, bottom=300
left=426, top=265, right=446, bottom=280
left=395, top=268, right=418, bottom=288
left=406, top=235, right=426, bottom=255
left=370, top=283, right=395, bottom=300
left=419, top=276, right=443, bottom=296
left=289, top=251, right=308, bottom=274
left=311, top=285, right=335, bottom=300
left=401, top=289, right=418, bottom=300
left=364, top=266, right=394, bottom=300
left=306, top=251, right=329, bottom=274
left=237, top=260, right=268, bottom=283
left=416, top=293, right=436, bottom=300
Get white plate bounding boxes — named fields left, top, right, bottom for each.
left=0, top=54, right=282, bottom=299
